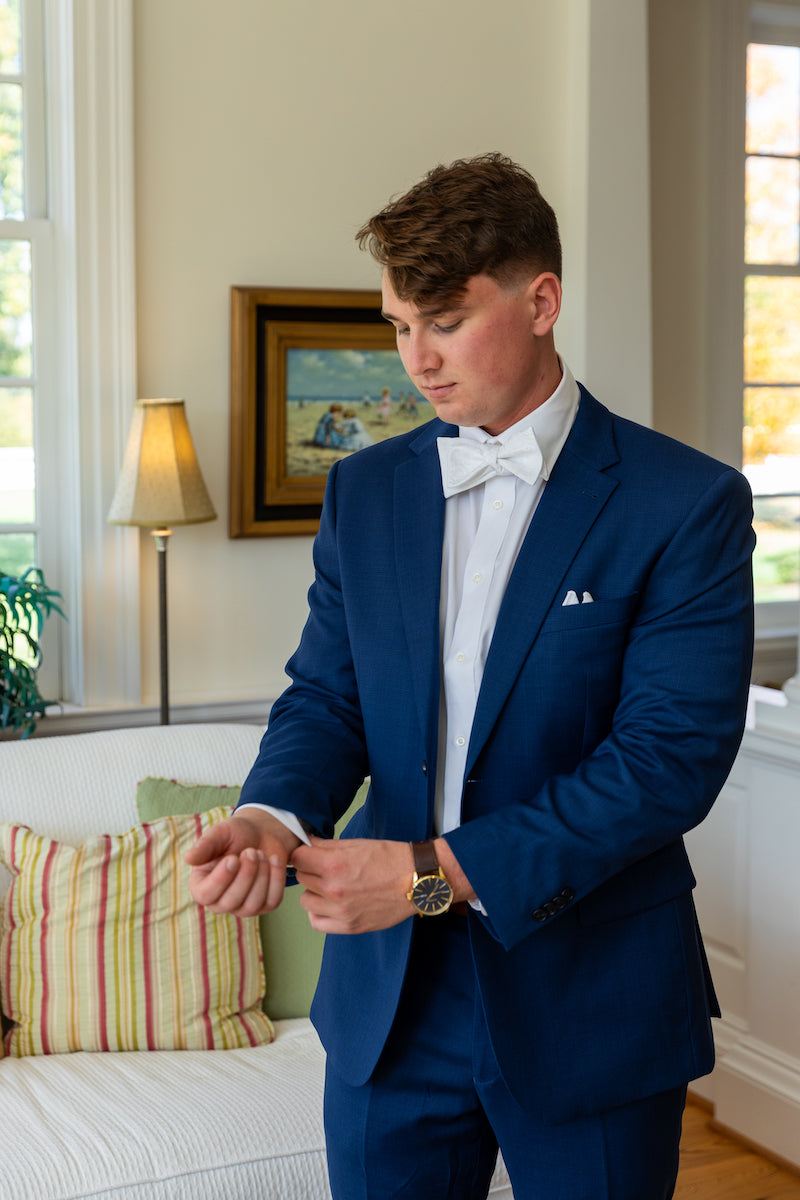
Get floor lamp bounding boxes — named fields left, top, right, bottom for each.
left=108, top=399, right=217, bottom=724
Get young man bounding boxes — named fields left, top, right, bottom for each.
left=187, top=154, right=754, bottom=1199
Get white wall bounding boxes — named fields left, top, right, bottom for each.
left=132, top=0, right=651, bottom=710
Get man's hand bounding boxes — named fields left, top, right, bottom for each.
left=185, top=810, right=301, bottom=917
left=291, top=836, right=476, bottom=934
left=291, top=837, right=415, bottom=933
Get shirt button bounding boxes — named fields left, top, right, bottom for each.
left=455, top=736, right=466, bottom=747
left=492, top=499, right=504, bottom=510
left=455, top=652, right=467, bottom=663
left=472, top=572, right=483, bottom=583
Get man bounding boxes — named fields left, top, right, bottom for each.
left=187, top=153, right=754, bottom=1199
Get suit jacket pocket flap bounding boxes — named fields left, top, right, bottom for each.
left=542, top=592, right=639, bottom=634
left=578, top=841, right=696, bottom=926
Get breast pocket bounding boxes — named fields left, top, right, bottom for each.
left=541, top=592, right=639, bottom=635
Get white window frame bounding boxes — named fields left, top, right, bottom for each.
left=12, top=0, right=141, bottom=710
left=706, top=0, right=800, bottom=669
left=2, top=0, right=60, bottom=697
left=0, top=0, right=46, bottom=631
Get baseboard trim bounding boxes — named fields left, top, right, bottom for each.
left=710, top=1030, right=800, bottom=1170
left=686, top=1090, right=713, bottom=1113
left=709, top=1114, right=800, bottom=1179
left=718, top=1033, right=800, bottom=1109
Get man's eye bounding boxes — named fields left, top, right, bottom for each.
left=435, top=321, right=461, bottom=334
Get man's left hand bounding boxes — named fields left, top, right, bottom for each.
left=291, top=837, right=416, bottom=933
left=291, top=836, right=476, bottom=933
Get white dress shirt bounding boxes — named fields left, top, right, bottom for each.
left=435, top=362, right=579, bottom=836
left=240, top=362, right=581, bottom=856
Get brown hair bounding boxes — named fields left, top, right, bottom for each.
left=356, top=152, right=561, bottom=308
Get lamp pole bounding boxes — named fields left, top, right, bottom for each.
left=152, top=527, right=172, bottom=725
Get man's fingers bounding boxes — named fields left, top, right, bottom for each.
left=189, top=848, right=268, bottom=915
left=185, top=815, right=298, bottom=916
left=291, top=841, right=328, bottom=879
left=219, top=848, right=273, bottom=914
left=265, top=853, right=288, bottom=910
left=188, top=855, right=239, bottom=909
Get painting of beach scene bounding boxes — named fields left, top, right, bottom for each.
left=229, top=285, right=428, bottom=536
left=285, top=347, right=432, bottom=476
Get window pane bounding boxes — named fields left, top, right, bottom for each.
left=0, top=239, right=31, bottom=377
left=746, top=43, right=800, bottom=155
left=743, top=385, right=800, bottom=463
left=0, top=0, right=21, bottom=74
left=744, top=276, right=800, bottom=382
left=745, top=156, right=800, bottom=264
left=0, top=81, right=24, bottom=218
left=0, top=386, right=34, bottom=523
left=0, top=530, right=35, bottom=575
left=751, top=493, right=800, bottom=604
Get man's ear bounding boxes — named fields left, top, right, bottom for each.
left=526, top=272, right=561, bottom=336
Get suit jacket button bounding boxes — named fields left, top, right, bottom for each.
left=532, top=908, right=548, bottom=923
left=559, top=887, right=575, bottom=902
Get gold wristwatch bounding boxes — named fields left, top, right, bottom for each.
left=406, top=839, right=454, bottom=916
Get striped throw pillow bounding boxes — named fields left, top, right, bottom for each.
left=0, top=808, right=274, bottom=1056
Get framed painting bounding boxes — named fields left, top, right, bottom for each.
left=229, top=286, right=429, bottom=536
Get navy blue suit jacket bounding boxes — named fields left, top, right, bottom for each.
left=238, top=386, right=754, bottom=1123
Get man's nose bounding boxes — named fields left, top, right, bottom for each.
left=403, top=331, right=441, bottom=375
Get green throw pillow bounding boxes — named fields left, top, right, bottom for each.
left=135, top=776, right=368, bottom=1021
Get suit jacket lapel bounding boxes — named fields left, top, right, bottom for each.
left=467, top=390, right=621, bottom=771
left=393, top=420, right=454, bottom=762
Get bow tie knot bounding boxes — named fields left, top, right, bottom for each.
left=437, top=428, right=545, bottom=498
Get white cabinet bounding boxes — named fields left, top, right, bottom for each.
left=687, top=689, right=800, bottom=1166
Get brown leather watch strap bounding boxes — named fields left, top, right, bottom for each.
left=411, top=839, right=440, bottom=876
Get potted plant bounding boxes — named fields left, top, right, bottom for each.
left=0, top=567, right=65, bottom=739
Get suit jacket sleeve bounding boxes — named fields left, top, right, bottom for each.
left=236, top=459, right=370, bottom=834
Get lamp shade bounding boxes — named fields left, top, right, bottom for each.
left=108, top=399, right=217, bottom=527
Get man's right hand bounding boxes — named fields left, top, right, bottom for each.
left=185, top=809, right=302, bottom=917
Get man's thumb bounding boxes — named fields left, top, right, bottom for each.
left=184, top=823, right=227, bottom=865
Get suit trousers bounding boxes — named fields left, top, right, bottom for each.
left=323, top=911, right=687, bottom=1200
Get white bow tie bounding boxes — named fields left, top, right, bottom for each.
left=437, top=427, right=545, bottom=498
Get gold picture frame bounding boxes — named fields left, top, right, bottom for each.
left=229, top=286, right=420, bottom=536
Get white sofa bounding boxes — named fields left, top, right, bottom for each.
left=0, top=723, right=513, bottom=1200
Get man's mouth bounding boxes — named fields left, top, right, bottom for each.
left=423, top=383, right=455, bottom=400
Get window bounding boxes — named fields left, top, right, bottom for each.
left=0, top=0, right=44, bottom=578
left=743, top=10, right=800, bottom=609
left=1, top=0, right=140, bottom=713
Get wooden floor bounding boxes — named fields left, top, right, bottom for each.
left=675, top=1101, right=800, bottom=1199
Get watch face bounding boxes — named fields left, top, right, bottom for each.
left=412, top=874, right=453, bottom=916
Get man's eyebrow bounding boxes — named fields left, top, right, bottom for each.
left=381, top=303, right=464, bottom=322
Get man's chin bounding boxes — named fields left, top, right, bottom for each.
left=428, top=398, right=469, bottom=426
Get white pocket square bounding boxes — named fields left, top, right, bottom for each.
left=561, top=590, right=594, bottom=606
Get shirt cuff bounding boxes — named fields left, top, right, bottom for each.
left=234, top=802, right=312, bottom=846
